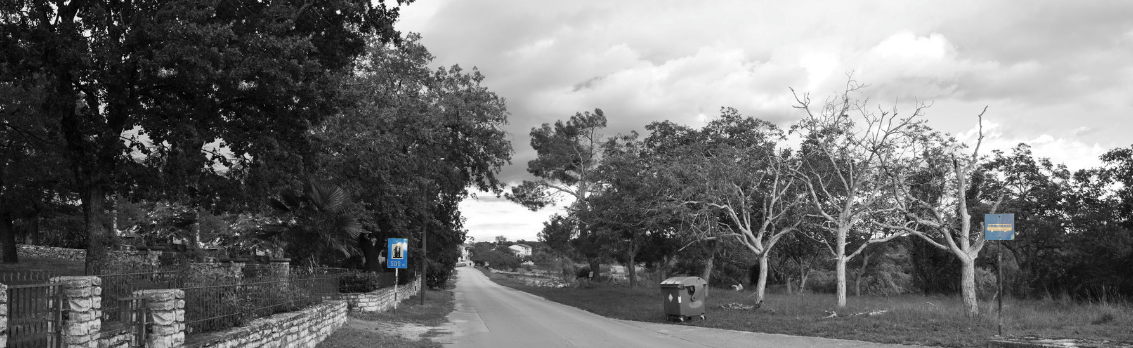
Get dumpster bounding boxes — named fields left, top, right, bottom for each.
left=660, top=276, right=707, bottom=322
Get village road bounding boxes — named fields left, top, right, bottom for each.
left=433, top=267, right=921, bottom=348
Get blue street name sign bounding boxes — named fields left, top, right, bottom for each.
left=985, top=214, right=1015, bottom=241
left=388, top=238, right=408, bottom=269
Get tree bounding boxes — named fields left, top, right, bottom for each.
left=1, top=0, right=408, bottom=274
left=538, top=214, right=576, bottom=256
left=262, top=180, right=365, bottom=267
left=670, top=108, right=805, bottom=303
left=313, top=33, right=511, bottom=278
left=874, top=110, right=1004, bottom=316
left=508, top=109, right=609, bottom=277
left=791, top=77, right=928, bottom=308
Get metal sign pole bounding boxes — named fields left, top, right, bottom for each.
left=998, top=241, right=1003, bottom=336
left=394, top=268, right=399, bottom=312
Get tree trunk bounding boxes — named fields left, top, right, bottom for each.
left=701, top=239, right=718, bottom=284
left=855, top=250, right=871, bottom=297
left=28, top=209, right=40, bottom=245
left=628, top=251, right=636, bottom=288
left=786, top=277, right=794, bottom=295
left=83, top=186, right=110, bottom=275
left=0, top=211, right=18, bottom=263
left=754, top=253, right=770, bottom=303
left=960, top=257, right=979, bottom=316
left=836, top=254, right=848, bottom=307
left=799, top=268, right=810, bottom=294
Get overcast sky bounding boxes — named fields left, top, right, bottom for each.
left=393, top=0, right=1133, bottom=243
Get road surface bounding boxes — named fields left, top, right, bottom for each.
left=433, top=267, right=921, bottom=348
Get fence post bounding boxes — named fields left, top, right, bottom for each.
left=0, top=282, right=7, bottom=347
left=49, top=276, right=102, bottom=348
left=132, top=289, right=185, bottom=348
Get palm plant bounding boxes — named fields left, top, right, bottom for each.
left=262, top=179, right=366, bottom=267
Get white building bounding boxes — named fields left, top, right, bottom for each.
left=508, top=244, right=532, bottom=257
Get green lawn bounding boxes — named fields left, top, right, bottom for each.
left=479, top=268, right=1133, bottom=348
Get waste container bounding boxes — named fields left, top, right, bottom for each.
left=660, top=276, right=707, bottom=322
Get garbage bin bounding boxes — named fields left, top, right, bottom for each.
left=660, top=276, right=707, bottom=322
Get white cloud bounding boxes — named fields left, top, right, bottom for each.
left=956, top=120, right=1107, bottom=172
left=396, top=0, right=1133, bottom=241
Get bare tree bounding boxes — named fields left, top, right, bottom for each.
left=790, top=77, right=929, bottom=308
left=875, top=107, right=1003, bottom=317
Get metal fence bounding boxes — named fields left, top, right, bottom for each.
left=98, top=266, right=189, bottom=329
left=180, top=273, right=341, bottom=336
left=0, top=270, right=54, bottom=285
left=6, top=283, right=64, bottom=348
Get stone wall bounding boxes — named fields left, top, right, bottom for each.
left=339, top=277, right=422, bottom=312
left=186, top=300, right=347, bottom=348
left=17, top=244, right=87, bottom=261
left=0, top=283, right=7, bottom=347
left=52, top=276, right=103, bottom=348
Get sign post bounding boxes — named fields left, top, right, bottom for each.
left=388, top=238, right=408, bottom=309
left=985, top=214, right=1014, bottom=336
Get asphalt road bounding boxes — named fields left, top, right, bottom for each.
left=434, top=267, right=921, bottom=348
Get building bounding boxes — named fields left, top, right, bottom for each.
left=508, top=244, right=532, bottom=257
left=458, top=244, right=473, bottom=267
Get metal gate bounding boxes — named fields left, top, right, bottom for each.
left=6, top=283, right=63, bottom=348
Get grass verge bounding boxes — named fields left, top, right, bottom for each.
left=479, top=267, right=1133, bottom=348
left=317, top=282, right=456, bottom=348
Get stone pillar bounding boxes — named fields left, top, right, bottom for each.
left=270, top=258, right=291, bottom=280
left=133, top=289, right=185, bottom=348
left=50, top=276, right=101, bottom=348
left=0, top=282, right=7, bottom=347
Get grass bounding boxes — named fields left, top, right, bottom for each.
left=479, top=268, right=1133, bottom=348
left=317, top=281, right=457, bottom=348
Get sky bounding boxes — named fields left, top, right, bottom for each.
left=391, top=0, right=1133, bottom=243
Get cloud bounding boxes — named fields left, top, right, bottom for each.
left=458, top=186, right=571, bottom=243
left=956, top=120, right=1108, bottom=172
left=399, top=0, right=1133, bottom=241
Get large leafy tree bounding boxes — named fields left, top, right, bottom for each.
left=1, top=0, right=408, bottom=273
left=315, top=33, right=511, bottom=278
left=672, top=108, right=805, bottom=304
left=508, top=109, right=608, bottom=277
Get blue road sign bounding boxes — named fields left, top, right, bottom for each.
left=985, top=214, right=1015, bottom=241
left=388, top=238, right=408, bottom=268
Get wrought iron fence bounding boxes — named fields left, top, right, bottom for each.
left=180, top=273, right=342, bottom=336
left=97, top=266, right=189, bottom=329
left=7, top=283, right=64, bottom=348
left=0, top=270, right=54, bottom=285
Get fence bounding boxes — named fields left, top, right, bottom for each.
left=6, top=283, right=64, bottom=348
left=98, top=266, right=188, bottom=330
left=0, top=270, right=54, bottom=286
left=180, top=273, right=341, bottom=336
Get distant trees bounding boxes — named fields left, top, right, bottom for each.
left=511, top=77, right=1133, bottom=313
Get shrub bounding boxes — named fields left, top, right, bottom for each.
left=339, top=272, right=387, bottom=293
